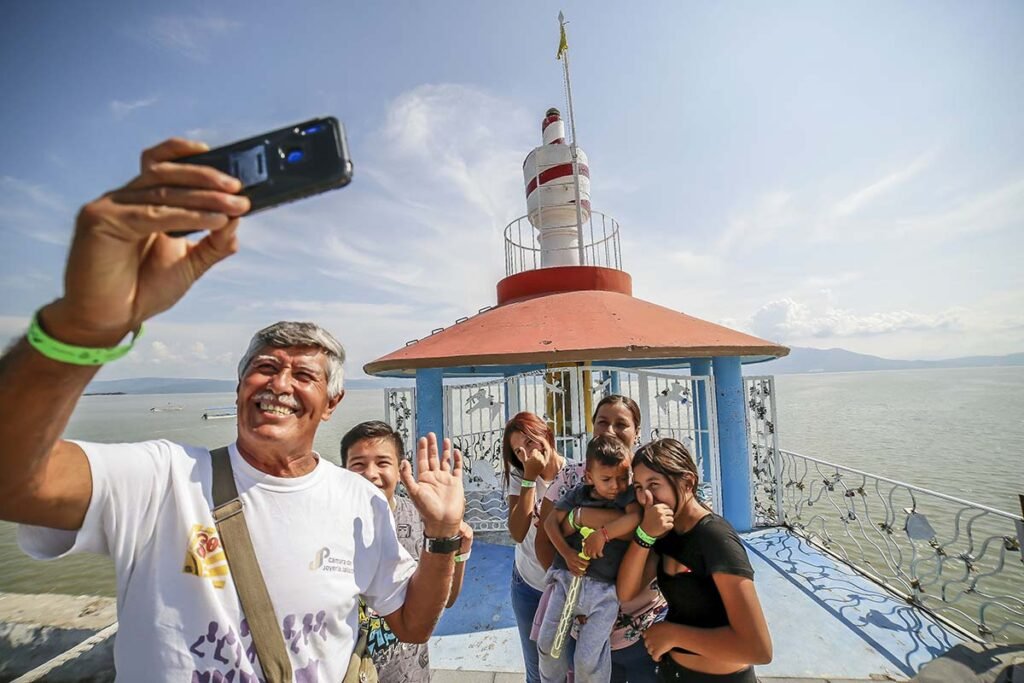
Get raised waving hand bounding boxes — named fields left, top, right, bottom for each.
left=400, top=432, right=466, bottom=538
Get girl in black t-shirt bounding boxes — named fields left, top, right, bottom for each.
left=617, top=439, right=772, bottom=682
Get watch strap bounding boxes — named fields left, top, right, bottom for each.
left=423, top=533, right=462, bottom=554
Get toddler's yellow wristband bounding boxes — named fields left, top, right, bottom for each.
left=27, top=311, right=142, bottom=366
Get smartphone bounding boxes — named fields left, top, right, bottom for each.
left=169, top=116, right=352, bottom=235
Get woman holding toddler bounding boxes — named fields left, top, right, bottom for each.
left=535, top=395, right=665, bottom=682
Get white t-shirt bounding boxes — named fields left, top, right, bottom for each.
left=508, top=468, right=559, bottom=590
left=18, top=440, right=416, bottom=682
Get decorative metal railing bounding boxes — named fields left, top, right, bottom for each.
left=753, top=446, right=1024, bottom=643
left=503, top=210, right=622, bottom=276
left=747, top=377, right=782, bottom=527
left=384, top=387, right=417, bottom=461
left=425, top=366, right=720, bottom=533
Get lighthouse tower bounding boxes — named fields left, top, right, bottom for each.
left=523, top=108, right=590, bottom=268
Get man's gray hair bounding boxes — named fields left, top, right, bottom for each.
left=237, top=322, right=346, bottom=399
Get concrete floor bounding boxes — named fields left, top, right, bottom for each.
left=427, top=528, right=967, bottom=681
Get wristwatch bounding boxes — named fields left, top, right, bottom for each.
left=423, top=533, right=462, bottom=554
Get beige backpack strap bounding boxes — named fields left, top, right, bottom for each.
left=210, top=446, right=294, bottom=683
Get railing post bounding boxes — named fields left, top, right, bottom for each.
left=638, top=371, right=651, bottom=443
left=768, top=378, right=783, bottom=526
left=690, top=359, right=713, bottom=490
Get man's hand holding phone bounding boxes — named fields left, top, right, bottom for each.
left=42, top=138, right=248, bottom=348
left=42, top=117, right=352, bottom=347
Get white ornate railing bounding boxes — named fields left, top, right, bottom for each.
left=754, top=447, right=1024, bottom=643
left=383, top=387, right=416, bottom=461
left=503, top=211, right=622, bottom=276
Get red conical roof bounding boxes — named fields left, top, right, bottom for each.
left=364, top=266, right=788, bottom=377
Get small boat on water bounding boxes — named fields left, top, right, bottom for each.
left=149, top=403, right=183, bottom=412
left=201, top=406, right=236, bottom=420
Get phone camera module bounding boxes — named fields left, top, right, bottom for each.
left=285, top=148, right=305, bottom=164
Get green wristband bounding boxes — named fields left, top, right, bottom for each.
left=27, top=311, right=143, bottom=366
left=635, top=526, right=658, bottom=546
left=568, top=507, right=581, bottom=531
left=520, top=479, right=536, bottom=489
left=578, top=526, right=595, bottom=560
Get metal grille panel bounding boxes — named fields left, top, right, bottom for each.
left=384, top=367, right=723, bottom=532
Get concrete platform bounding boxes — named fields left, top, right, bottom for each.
left=428, top=528, right=966, bottom=680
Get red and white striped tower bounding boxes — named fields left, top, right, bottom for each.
left=522, top=108, right=591, bottom=267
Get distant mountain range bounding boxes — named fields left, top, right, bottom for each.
left=756, top=347, right=1024, bottom=375
left=84, top=349, right=1022, bottom=394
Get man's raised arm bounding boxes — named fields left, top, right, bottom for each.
left=0, top=138, right=247, bottom=529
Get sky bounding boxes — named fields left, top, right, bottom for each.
left=1, top=1, right=1022, bottom=381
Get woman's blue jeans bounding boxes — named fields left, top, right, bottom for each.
left=510, top=565, right=543, bottom=683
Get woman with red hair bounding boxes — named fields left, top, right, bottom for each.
left=503, top=412, right=568, bottom=683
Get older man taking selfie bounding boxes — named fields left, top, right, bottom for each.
left=0, top=138, right=465, bottom=682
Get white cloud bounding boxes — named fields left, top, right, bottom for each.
left=665, top=248, right=721, bottom=275
left=0, top=314, right=30, bottom=350
left=708, top=154, right=1020, bottom=253
left=0, top=176, right=73, bottom=246
left=110, top=96, right=158, bottom=119
left=747, top=297, right=964, bottom=341
left=0, top=176, right=66, bottom=212
left=183, top=127, right=220, bottom=141
left=832, top=154, right=932, bottom=218
left=190, top=341, right=209, bottom=360
left=149, top=340, right=174, bottom=363
left=143, top=15, right=241, bottom=62
left=0, top=269, right=54, bottom=292
left=716, top=191, right=796, bottom=253
left=229, top=83, right=532, bottom=317
left=106, top=321, right=253, bottom=379
left=891, top=178, right=1024, bottom=239
left=799, top=272, right=861, bottom=290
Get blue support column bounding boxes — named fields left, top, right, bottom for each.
left=415, top=368, right=444, bottom=443
left=689, top=359, right=713, bottom=489
left=610, top=371, right=621, bottom=395
left=713, top=356, right=753, bottom=532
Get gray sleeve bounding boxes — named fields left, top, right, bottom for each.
left=554, top=483, right=587, bottom=511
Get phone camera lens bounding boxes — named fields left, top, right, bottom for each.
left=286, top=148, right=304, bottom=164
